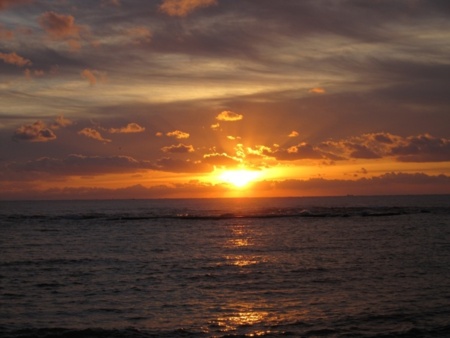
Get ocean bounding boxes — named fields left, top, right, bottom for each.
left=1, top=195, right=449, bottom=337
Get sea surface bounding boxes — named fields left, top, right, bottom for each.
left=1, top=195, right=450, bottom=337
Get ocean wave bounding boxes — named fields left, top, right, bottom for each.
left=0, top=206, right=443, bottom=223
left=1, top=324, right=450, bottom=338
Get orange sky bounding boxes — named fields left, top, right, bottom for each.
left=0, top=0, right=449, bottom=199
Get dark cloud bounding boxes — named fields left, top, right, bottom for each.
left=202, top=153, right=240, bottom=167
left=390, top=134, right=450, bottom=162
left=348, top=144, right=381, bottom=159
left=273, top=143, right=327, bottom=161
left=155, top=157, right=212, bottom=173
left=272, top=172, right=450, bottom=196
left=13, top=121, right=56, bottom=142
left=4, top=154, right=154, bottom=178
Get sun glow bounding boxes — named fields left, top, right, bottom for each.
left=219, top=169, right=261, bottom=188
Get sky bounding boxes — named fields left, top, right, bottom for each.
left=1, top=0, right=449, bottom=199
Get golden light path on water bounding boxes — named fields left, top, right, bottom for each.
left=210, top=222, right=273, bottom=336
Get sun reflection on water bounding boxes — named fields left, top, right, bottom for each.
left=211, top=308, right=270, bottom=335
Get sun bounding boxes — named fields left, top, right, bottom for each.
left=219, top=169, right=261, bottom=188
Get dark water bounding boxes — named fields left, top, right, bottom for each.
left=1, top=195, right=449, bottom=337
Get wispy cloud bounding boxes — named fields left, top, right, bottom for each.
left=109, top=123, right=145, bottom=134
left=78, top=128, right=111, bottom=143
left=0, top=52, right=31, bottom=67
left=159, top=0, right=217, bottom=17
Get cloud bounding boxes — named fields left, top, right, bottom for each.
left=308, top=87, right=326, bottom=94
left=51, top=115, right=73, bottom=129
left=166, top=130, right=189, bottom=139
left=271, top=172, right=450, bottom=197
left=211, top=123, right=220, bottom=130
left=109, top=123, right=145, bottom=134
left=159, top=0, right=217, bottom=17
left=39, top=11, right=83, bottom=50
left=0, top=52, right=31, bottom=67
left=78, top=128, right=111, bottom=143
left=348, top=144, right=381, bottom=159
left=317, top=133, right=450, bottom=163
left=288, top=131, right=299, bottom=138
left=13, top=121, right=56, bottom=142
left=81, top=69, right=107, bottom=85
left=273, top=143, right=326, bottom=161
left=216, top=110, right=243, bottom=122
left=126, top=26, right=152, bottom=45
left=202, top=153, right=241, bottom=167
left=156, top=157, right=212, bottom=173
left=161, top=143, right=194, bottom=153
left=390, top=134, right=450, bottom=162
left=0, top=0, right=32, bottom=10
left=4, top=154, right=153, bottom=177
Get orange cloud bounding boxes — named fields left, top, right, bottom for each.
left=0, top=52, right=31, bottom=67
left=216, top=110, right=243, bottom=122
left=166, top=130, right=190, bottom=139
left=203, top=153, right=241, bottom=166
left=39, top=11, right=83, bottom=50
left=109, top=123, right=145, bottom=134
left=51, top=115, right=73, bottom=129
left=308, top=87, right=326, bottom=94
left=211, top=123, right=220, bottom=130
left=13, top=121, right=56, bottom=142
left=288, top=131, right=299, bottom=138
left=156, top=158, right=212, bottom=173
left=126, top=26, right=152, bottom=44
left=81, top=69, right=96, bottom=85
left=81, top=69, right=107, bottom=85
left=159, top=0, right=217, bottom=17
left=161, top=143, right=195, bottom=153
left=78, top=128, right=111, bottom=143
